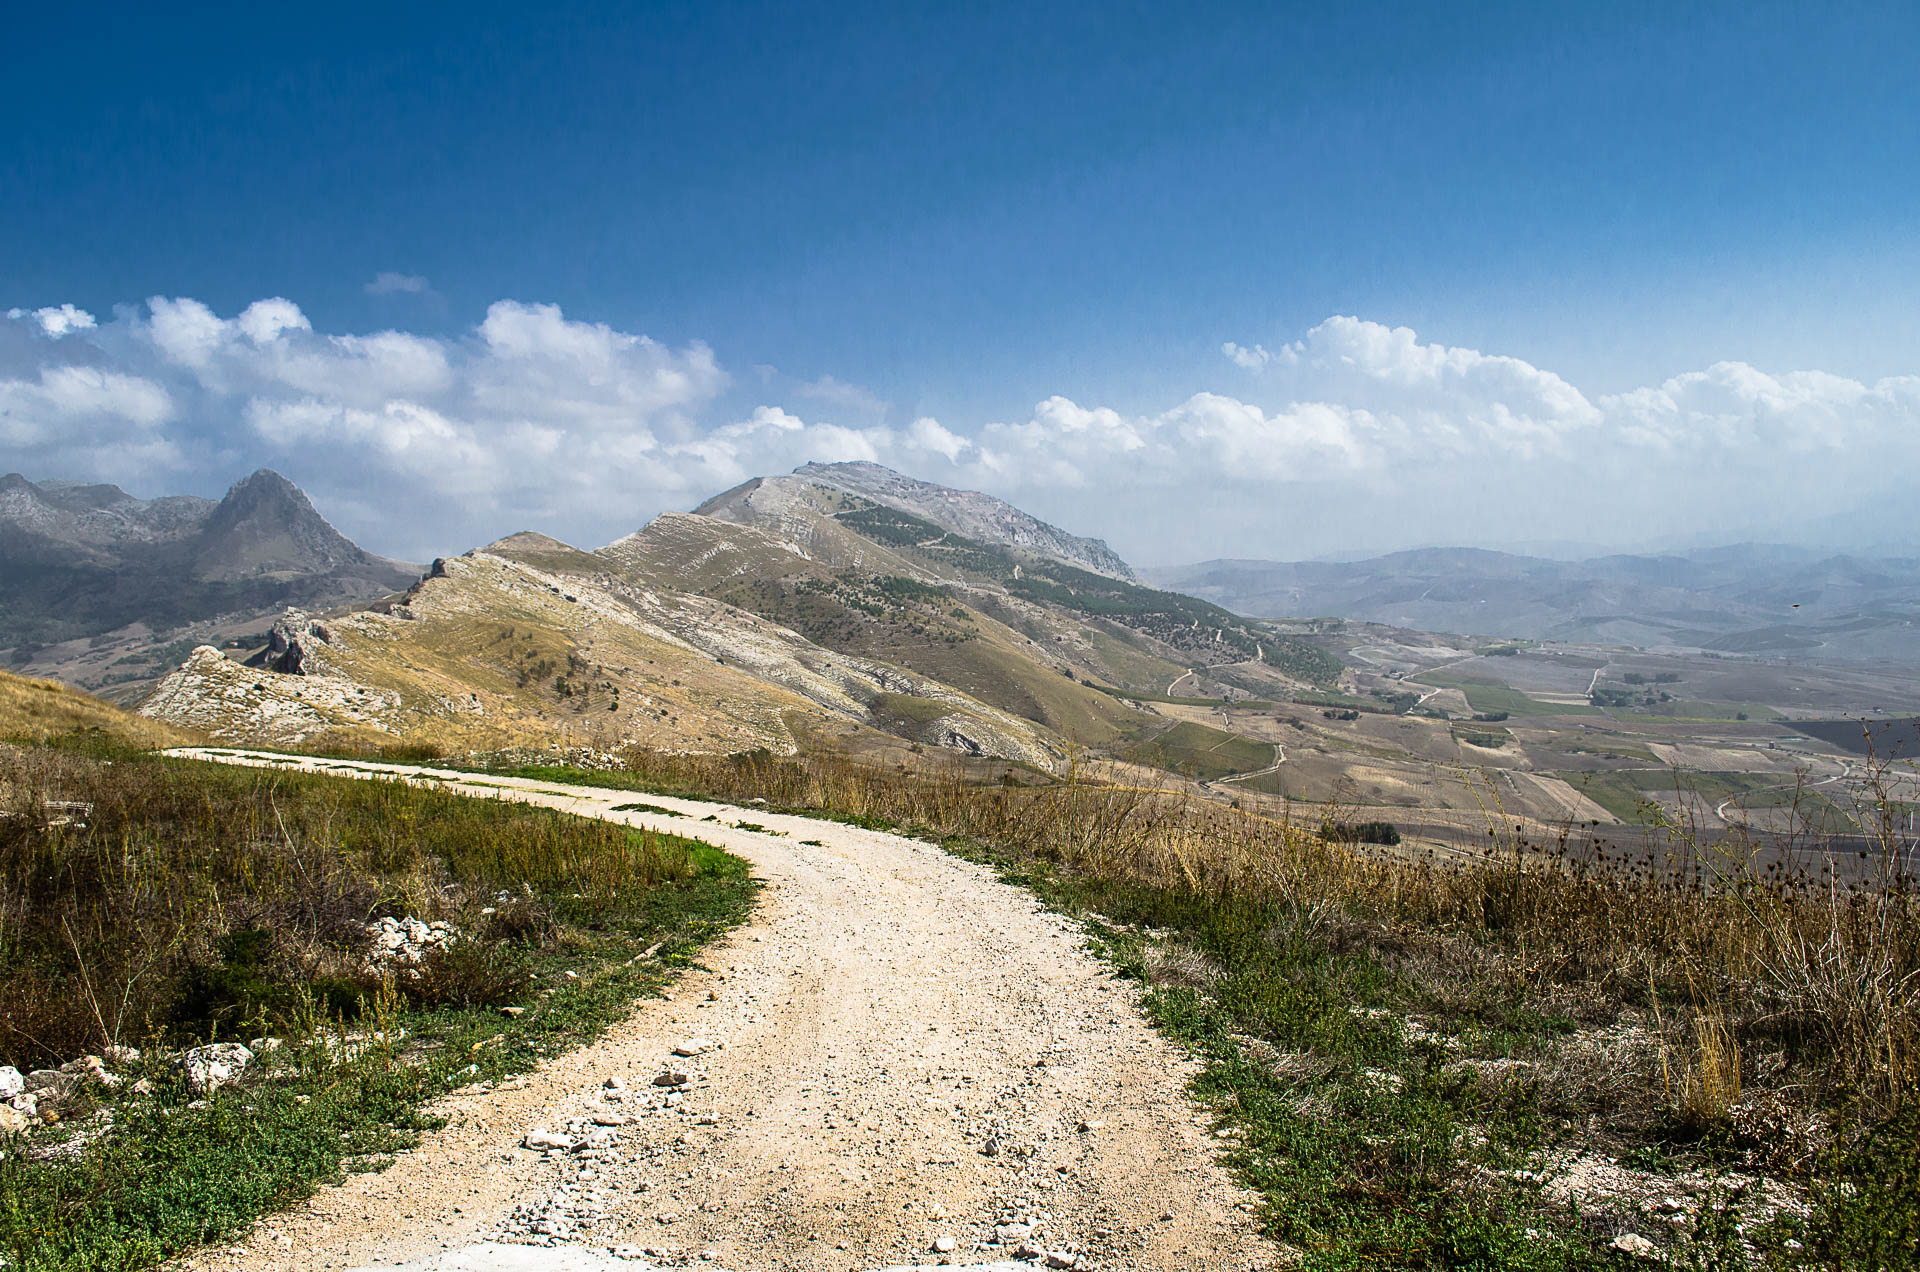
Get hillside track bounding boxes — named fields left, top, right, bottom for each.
left=165, top=751, right=1273, bottom=1272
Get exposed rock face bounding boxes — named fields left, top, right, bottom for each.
left=139, top=644, right=398, bottom=743
left=251, top=610, right=335, bottom=676
left=366, top=916, right=458, bottom=973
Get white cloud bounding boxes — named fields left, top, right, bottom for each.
left=906, top=416, right=967, bottom=462
left=146, top=296, right=229, bottom=369
left=3, top=299, right=1916, bottom=561
left=0, top=366, right=172, bottom=444
left=365, top=272, right=433, bottom=296
left=7, top=304, right=98, bottom=338
left=235, top=297, right=311, bottom=345
left=1222, top=341, right=1277, bottom=370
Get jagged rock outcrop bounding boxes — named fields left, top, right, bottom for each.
left=247, top=610, right=335, bottom=676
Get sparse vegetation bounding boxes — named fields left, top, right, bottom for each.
left=1320, top=818, right=1401, bottom=845
left=505, top=743, right=1920, bottom=1268
left=0, top=736, right=754, bottom=1272
left=0, top=669, right=196, bottom=749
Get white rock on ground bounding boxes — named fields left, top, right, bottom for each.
left=178, top=1042, right=253, bottom=1095
left=160, top=750, right=1277, bottom=1272
left=0, top=1066, right=22, bottom=1099
left=1610, top=1233, right=1662, bottom=1260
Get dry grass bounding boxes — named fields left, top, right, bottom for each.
left=558, top=743, right=1918, bottom=1119
left=0, top=739, right=699, bottom=1066
left=0, top=669, right=197, bottom=749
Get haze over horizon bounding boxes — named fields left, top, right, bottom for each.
left=5, top=1, right=1918, bottom=565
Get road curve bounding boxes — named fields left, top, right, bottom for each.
left=167, top=750, right=1273, bottom=1272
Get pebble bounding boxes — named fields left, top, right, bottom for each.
left=1611, top=1233, right=1662, bottom=1260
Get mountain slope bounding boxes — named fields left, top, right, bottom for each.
left=685, top=468, right=1343, bottom=691
left=0, top=667, right=197, bottom=747
left=141, top=545, right=1063, bottom=766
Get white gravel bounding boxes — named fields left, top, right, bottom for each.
left=166, top=751, right=1274, bottom=1272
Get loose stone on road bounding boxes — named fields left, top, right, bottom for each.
left=169, top=752, right=1273, bottom=1272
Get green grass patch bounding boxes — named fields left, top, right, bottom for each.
left=1290, top=690, right=1400, bottom=715
left=870, top=692, right=954, bottom=728
left=1411, top=673, right=1602, bottom=718
left=1086, top=682, right=1277, bottom=710
left=610, top=801, right=684, bottom=816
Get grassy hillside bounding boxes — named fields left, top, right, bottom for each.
left=0, top=668, right=196, bottom=747
left=1126, top=720, right=1275, bottom=780
left=830, top=501, right=1343, bottom=685
left=139, top=550, right=1064, bottom=769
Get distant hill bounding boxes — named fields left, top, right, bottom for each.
left=1145, top=545, right=1920, bottom=664
left=1, top=470, right=421, bottom=694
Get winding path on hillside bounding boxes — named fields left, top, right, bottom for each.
left=167, top=750, right=1273, bottom=1272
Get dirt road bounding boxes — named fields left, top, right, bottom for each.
left=167, top=751, right=1273, bottom=1272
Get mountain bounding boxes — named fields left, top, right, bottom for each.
left=1, top=470, right=421, bottom=695
left=1145, top=544, right=1920, bottom=664
left=138, top=464, right=1347, bottom=772
left=698, top=461, right=1138, bottom=581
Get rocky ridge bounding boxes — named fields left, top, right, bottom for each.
left=140, top=548, right=1062, bottom=767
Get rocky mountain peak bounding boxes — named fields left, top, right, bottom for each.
left=194, top=469, right=368, bottom=578
left=787, top=461, right=1138, bottom=581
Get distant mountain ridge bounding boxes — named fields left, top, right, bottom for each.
left=1146, top=544, right=1920, bottom=663
left=1, top=470, right=421, bottom=686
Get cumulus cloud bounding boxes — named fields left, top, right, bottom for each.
left=7, top=304, right=97, bottom=338
left=1222, top=341, right=1283, bottom=370
left=2, top=300, right=1914, bottom=562
left=364, top=271, right=433, bottom=296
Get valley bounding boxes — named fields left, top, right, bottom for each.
left=3, top=459, right=1893, bottom=874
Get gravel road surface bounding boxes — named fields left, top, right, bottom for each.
left=166, top=751, right=1274, bottom=1272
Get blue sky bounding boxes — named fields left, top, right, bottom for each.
left=4, top=1, right=1919, bottom=562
